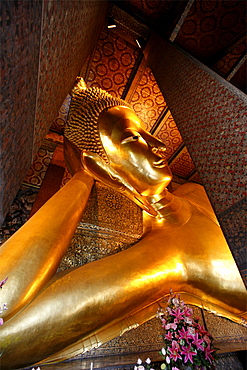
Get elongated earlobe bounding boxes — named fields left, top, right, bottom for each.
left=82, top=151, right=127, bottom=190
left=82, top=151, right=157, bottom=217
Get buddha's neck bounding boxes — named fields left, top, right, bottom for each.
left=146, top=189, right=191, bottom=225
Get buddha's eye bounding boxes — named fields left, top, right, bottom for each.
left=121, top=134, right=140, bottom=144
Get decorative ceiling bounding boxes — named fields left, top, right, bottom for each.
left=113, top=0, right=246, bottom=93
left=47, top=0, right=245, bottom=188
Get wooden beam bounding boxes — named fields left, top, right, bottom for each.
left=226, top=52, right=247, bottom=82
left=208, top=32, right=246, bottom=67
left=169, top=0, right=195, bottom=42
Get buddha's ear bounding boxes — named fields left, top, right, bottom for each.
left=82, top=151, right=157, bottom=217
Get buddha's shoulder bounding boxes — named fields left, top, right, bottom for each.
left=173, top=182, right=206, bottom=198
left=173, top=183, right=216, bottom=219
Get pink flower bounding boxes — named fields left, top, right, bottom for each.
left=172, top=368, right=180, bottom=370
left=192, top=333, right=205, bottom=351
left=165, top=330, right=173, bottom=340
left=178, top=326, right=194, bottom=342
left=197, top=324, right=208, bottom=335
left=161, top=318, right=167, bottom=327
left=168, top=340, right=182, bottom=362
left=165, top=322, right=177, bottom=330
left=171, top=322, right=177, bottom=330
left=183, top=306, right=193, bottom=317
left=205, top=344, right=215, bottom=363
left=203, top=335, right=211, bottom=345
left=181, top=344, right=197, bottom=364
left=166, top=306, right=172, bottom=315
left=172, top=340, right=180, bottom=349
left=170, top=307, right=184, bottom=322
left=0, top=318, right=4, bottom=326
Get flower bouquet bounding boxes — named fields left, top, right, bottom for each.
left=156, top=291, right=217, bottom=370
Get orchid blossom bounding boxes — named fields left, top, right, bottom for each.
left=168, top=341, right=182, bottom=362
left=178, top=326, right=194, bottom=342
left=181, top=344, right=197, bottom=364
left=205, top=344, right=215, bottom=363
left=192, top=332, right=205, bottom=351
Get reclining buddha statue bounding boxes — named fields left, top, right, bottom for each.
left=0, top=77, right=246, bottom=369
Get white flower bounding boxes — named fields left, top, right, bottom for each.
left=161, top=347, right=166, bottom=356
left=166, top=355, right=170, bottom=364
left=184, top=317, right=193, bottom=325
left=188, top=326, right=195, bottom=336
left=172, top=298, right=179, bottom=306
left=146, top=358, right=151, bottom=364
left=137, top=358, right=142, bottom=365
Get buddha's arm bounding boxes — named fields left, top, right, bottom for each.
left=0, top=233, right=185, bottom=369
left=0, top=170, right=94, bottom=321
left=1, top=222, right=246, bottom=369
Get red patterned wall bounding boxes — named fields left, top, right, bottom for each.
left=1, top=1, right=109, bottom=223
left=145, top=34, right=247, bottom=214
left=34, top=1, right=109, bottom=153
left=1, top=1, right=42, bottom=224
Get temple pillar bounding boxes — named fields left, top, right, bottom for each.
left=144, top=33, right=247, bottom=283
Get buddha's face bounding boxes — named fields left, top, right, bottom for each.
left=97, top=106, right=172, bottom=197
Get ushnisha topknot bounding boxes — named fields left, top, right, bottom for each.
left=64, top=77, right=131, bottom=164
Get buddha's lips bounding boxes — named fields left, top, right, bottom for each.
left=153, top=159, right=167, bottom=168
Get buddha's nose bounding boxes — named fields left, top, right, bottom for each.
left=151, top=146, right=167, bottom=158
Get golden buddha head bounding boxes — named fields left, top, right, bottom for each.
left=97, top=105, right=172, bottom=197
left=64, top=78, right=172, bottom=213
